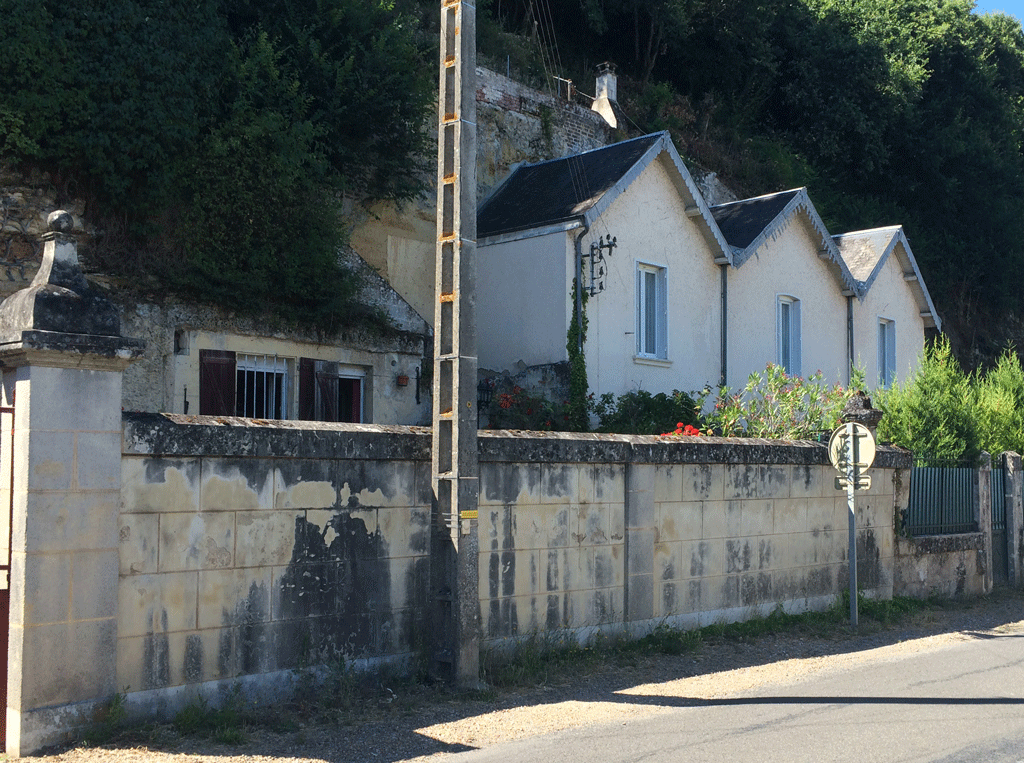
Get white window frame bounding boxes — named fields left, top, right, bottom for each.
left=635, top=262, right=668, bottom=360
left=776, top=295, right=801, bottom=376
left=878, top=318, right=896, bottom=388
left=235, top=354, right=290, bottom=419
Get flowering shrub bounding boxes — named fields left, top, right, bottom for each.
left=663, top=422, right=701, bottom=436
left=486, top=384, right=571, bottom=431
left=695, top=364, right=861, bottom=440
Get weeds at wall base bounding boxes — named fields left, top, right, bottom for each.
left=78, top=593, right=952, bottom=748
left=478, top=592, right=937, bottom=690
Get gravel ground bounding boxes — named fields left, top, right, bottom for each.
left=35, top=589, right=1024, bottom=763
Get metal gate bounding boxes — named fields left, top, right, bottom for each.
left=991, top=467, right=1009, bottom=586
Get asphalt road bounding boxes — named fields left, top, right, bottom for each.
left=436, top=623, right=1024, bottom=763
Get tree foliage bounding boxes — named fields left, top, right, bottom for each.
left=477, top=0, right=1024, bottom=365
left=876, top=337, right=981, bottom=463
left=0, top=0, right=433, bottom=328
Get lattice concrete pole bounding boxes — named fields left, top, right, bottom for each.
left=430, top=0, right=480, bottom=687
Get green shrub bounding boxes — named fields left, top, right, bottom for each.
left=875, top=337, right=980, bottom=462
left=976, top=347, right=1024, bottom=457
left=593, top=389, right=700, bottom=434
left=486, top=383, right=570, bottom=432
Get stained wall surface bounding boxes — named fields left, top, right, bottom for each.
left=118, top=417, right=908, bottom=717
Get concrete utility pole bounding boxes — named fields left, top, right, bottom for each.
left=430, top=0, right=480, bottom=687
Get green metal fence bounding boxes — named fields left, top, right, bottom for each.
left=905, top=460, right=977, bottom=535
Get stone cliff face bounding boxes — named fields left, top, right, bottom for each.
left=0, top=168, right=89, bottom=301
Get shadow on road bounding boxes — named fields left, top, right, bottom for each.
left=61, top=589, right=1024, bottom=763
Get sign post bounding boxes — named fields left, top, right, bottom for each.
left=828, top=422, right=876, bottom=627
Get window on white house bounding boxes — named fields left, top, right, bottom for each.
left=636, top=263, right=667, bottom=359
left=777, top=296, right=801, bottom=376
left=878, top=318, right=896, bottom=388
left=235, top=354, right=289, bottom=419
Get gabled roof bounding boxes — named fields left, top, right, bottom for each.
left=833, top=226, right=942, bottom=331
left=477, top=132, right=732, bottom=263
left=710, top=188, right=859, bottom=295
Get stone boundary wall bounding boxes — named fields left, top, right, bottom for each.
left=118, top=413, right=912, bottom=718
left=894, top=534, right=987, bottom=598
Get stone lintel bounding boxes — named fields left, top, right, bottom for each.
left=0, top=329, right=145, bottom=371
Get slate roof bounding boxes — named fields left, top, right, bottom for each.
left=833, top=226, right=942, bottom=330
left=477, top=134, right=661, bottom=238
left=708, top=188, right=859, bottom=295
left=710, top=189, right=801, bottom=251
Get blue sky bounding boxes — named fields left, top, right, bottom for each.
left=973, top=0, right=1024, bottom=21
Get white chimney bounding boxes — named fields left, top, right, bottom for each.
left=591, top=62, right=618, bottom=128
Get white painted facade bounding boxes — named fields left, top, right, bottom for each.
left=477, top=230, right=569, bottom=372
left=478, top=151, right=724, bottom=396
left=585, top=155, right=722, bottom=395
left=477, top=135, right=942, bottom=406
left=839, top=228, right=940, bottom=389
left=727, top=216, right=850, bottom=389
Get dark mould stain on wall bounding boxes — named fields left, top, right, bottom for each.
left=487, top=504, right=517, bottom=637
left=276, top=510, right=390, bottom=666
left=142, top=609, right=170, bottom=689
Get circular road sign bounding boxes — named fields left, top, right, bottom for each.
left=828, top=423, right=876, bottom=472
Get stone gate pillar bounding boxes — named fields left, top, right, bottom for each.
left=0, top=212, right=142, bottom=755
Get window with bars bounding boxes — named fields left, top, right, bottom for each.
left=235, top=354, right=288, bottom=419
left=198, top=350, right=365, bottom=422
left=777, top=296, right=801, bottom=376
left=636, top=262, right=668, bottom=359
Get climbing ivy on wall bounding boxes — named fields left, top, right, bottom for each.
left=566, top=279, right=590, bottom=431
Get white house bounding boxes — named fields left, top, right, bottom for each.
left=710, top=188, right=859, bottom=389
left=476, top=131, right=942, bottom=403
left=834, top=226, right=941, bottom=388
left=477, top=132, right=732, bottom=397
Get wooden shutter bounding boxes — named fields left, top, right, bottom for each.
left=298, top=358, right=315, bottom=420
left=199, top=350, right=236, bottom=415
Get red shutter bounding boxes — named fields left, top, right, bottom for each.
left=199, top=350, right=236, bottom=415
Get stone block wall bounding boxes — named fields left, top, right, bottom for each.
left=119, top=414, right=432, bottom=714
left=477, top=436, right=904, bottom=641
left=116, top=416, right=913, bottom=720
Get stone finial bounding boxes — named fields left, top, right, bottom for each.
left=0, top=209, right=120, bottom=339
left=47, top=209, right=74, bottom=234
left=842, top=391, right=884, bottom=429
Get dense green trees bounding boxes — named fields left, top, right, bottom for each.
left=482, top=0, right=1024, bottom=365
left=0, top=0, right=433, bottom=327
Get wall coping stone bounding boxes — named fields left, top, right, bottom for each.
left=896, top=532, right=985, bottom=555
left=123, top=413, right=913, bottom=469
